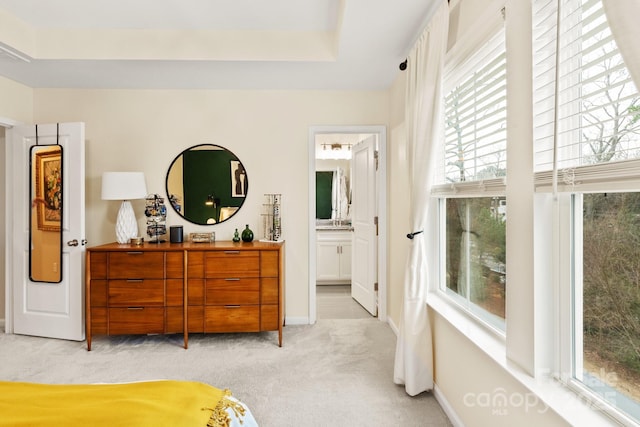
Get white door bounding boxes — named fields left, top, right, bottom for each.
left=351, top=136, right=377, bottom=315
left=8, top=123, right=85, bottom=340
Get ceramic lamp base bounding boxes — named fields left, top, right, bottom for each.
left=115, top=200, right=138, bottom=244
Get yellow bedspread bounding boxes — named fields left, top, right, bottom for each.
left=0, top=380, right=244, bottom=427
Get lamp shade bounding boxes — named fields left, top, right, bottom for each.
left=101, top=172, right=147, bottom=200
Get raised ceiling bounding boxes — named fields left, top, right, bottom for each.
left=0, top=0, right=440, bottom=90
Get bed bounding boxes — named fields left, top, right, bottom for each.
left=0, top=380, right=258, bottom=426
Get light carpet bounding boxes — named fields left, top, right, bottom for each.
left=0, top=318, right=452, bottom=427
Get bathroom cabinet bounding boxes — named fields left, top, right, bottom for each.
left=316, top=230, right=352, bottom=283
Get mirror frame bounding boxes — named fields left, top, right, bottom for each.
left=165, top=143, right=248, bottom=225
left=29, top=144, right=63, bottom=283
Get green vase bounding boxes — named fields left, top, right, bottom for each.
left=241, top=224, right=254, bottom=242
left=232, top=229, right=240, bottom=242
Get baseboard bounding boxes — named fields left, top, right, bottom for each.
left=284, top=316, right=310, bottom=326
left=434, top=384, right=465, bottom=427
left=387, top=316, right=399, bottom=336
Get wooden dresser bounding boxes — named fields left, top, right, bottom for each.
left=85, top=241, right=284, bottom=350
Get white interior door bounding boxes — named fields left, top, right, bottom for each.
left=8, top=123, right=85, bottom=340
left=351, top=136, right=377, bottom=315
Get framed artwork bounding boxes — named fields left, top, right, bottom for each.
left=35, top=150, right=62, bottom=231
left=231, top=160, right=247, bottom=197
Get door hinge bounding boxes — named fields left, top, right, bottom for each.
left=374, top=282, right=379, bottom=291
left=374, top=216, right=378, bottom=236
left=374, top=150, right=379, bottom=170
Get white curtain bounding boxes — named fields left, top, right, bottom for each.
left=393, top=0, right=449, bottom=396
left=602, top=0, right=640, bottom=89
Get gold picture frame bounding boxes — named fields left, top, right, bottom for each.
left=35, top=150, right=62, bottom=231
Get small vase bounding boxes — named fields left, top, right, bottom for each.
left=241, top=224, right=254, bottom=242
left=232, top=229, right=241, bottom=242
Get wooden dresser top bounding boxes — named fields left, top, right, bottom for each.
left=87, top=240, right=284, bottom=252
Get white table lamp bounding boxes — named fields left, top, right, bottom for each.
left=101, top=172, right=147, bottom=244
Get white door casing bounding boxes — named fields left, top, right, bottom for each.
left=351, top=136, right=378, bottom=316
left=308, top=125, right=386, bottom=325
left=8, top=123, right=85, bottom=340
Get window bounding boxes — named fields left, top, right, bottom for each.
left=444, top=197, right=506, bottom=329
left=533, top=0, right=640, bottom=422
left=436, top=22, right=507, bottom=330
left=533, top=0, right=640, bottom=173
left=575, top=192, right=640, bottom=420
left=439, top=28, right=507, bottom=184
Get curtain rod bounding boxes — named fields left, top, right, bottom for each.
left=400, top=0, right=449, bottom=70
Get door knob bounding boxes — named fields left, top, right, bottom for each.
left=67, top=239, right=79, bottom=247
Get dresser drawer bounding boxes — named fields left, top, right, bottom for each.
left=261, top=304, right=279, bottom=331
left=205, top=278, right=259, bottom=305
left=90, top=307, right=107, bottom=334
left=166, top=306, right=204, bottom=333
left=90, top=252, right=107, bottom=279
left=90, top=280, right=108, bottom=307
left=109, top=307, right=164, bottom=334
left=205, top=306, right=259, bottom=332
left=166, top=278, right=183, bottom=306
left=108, top=252, right=164, bottom=279
left=108, top=279, right=164, bottom=306
left=205, top=251, right=259, bottom=278
left=260, top=251, right=280, bottom=278
left=165, top=252, right=184, bottom=279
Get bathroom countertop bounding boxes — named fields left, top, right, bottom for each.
left=315, top=219, right=353, bottom=231
left=316, top=225, right=354, bottom=231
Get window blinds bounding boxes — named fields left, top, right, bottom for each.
left=436, top=26, right=507, bottom=189
left=533, top=0, right=640, bottom=191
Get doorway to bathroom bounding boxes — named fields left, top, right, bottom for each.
left=308, top=125, right=387, bottom=324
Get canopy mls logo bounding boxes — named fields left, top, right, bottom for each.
left=463, top=388, right=548, bottom=416
left=462, top=369, right=620, bottom=417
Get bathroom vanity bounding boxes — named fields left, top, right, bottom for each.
left=316, top=221, right=352, bottom=284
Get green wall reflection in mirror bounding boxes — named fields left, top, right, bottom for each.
left=165, top=144, right=248, bottom=225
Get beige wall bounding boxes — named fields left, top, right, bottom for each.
left=31, top=88, right=389, bottom=321
left=0, top=75, right=33, bottom=124
left=432, top=313, right=568, bottom=426
left=0, top=126, right=5, bottom=326
left=387, top=71, right=409, bottom=326
left=0, top=76, right=33, bottom=325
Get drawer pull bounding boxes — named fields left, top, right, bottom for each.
left=127, top=307, right=144, bottom=310
left=126, top=279, right=144, bottom=283
left=126, top=251, right=144, bottom=255
left=225, top=305, right=241, bottom=308
left=223, top=251, right=241, bottom=254
left=224, top=278, right=240, bottom=281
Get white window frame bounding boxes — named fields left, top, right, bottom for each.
left=434, top=8, right=507, bottom=333
left=552, top=186, right=640, bottom=427
left=533, top=0, right=640, bottom=423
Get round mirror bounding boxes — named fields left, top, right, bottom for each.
left=166, top=144, right=248, bottom=225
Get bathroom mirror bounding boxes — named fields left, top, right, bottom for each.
left=29, top=144, right=63, bottom=283
left=166, top=144, right=248, bottom=225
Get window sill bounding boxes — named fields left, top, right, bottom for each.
left=427, top=291, right=618, bottom=427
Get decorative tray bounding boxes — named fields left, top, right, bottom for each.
left=189, top=232, right=215, bottom=243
